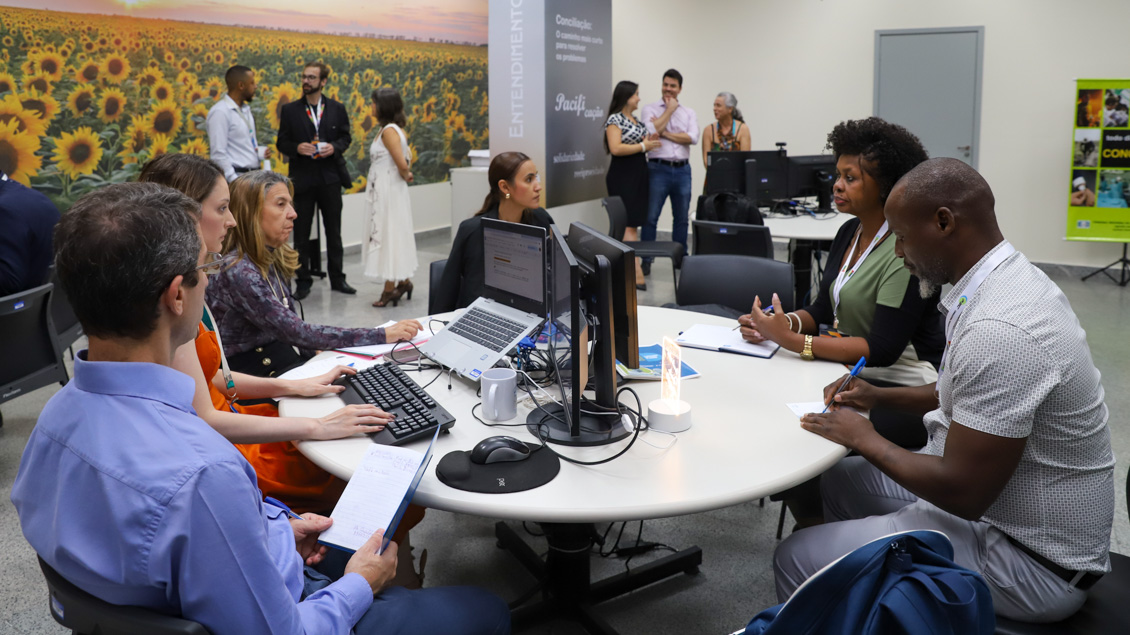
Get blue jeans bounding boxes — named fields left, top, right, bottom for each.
left=303, top=566, right=511, bottom=635
left=641, top=161, right=692, bottom=261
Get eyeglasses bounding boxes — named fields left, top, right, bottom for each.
left=194, top=251, right=234, bottom=276
left=300, top=73, right=321, bottom=81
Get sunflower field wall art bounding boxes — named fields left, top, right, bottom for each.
left=0, top=5, right=489, bottom=208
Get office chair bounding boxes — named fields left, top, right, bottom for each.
left=674, top=255, right=795, bottom=316
left=0, top=282, right=69, bottom=428
left=993, top=464, right=1130, bottom=634
left=602, top=196, right=684, bottom=288
left=39, top=556, right=209, bottom=635
left=691, top=220, right=774, bottom=258
left=48, top=265, right=84, bottom=357
left=427, top=259, right=447, bottom=315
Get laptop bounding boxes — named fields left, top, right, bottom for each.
left=418, top=218, right=547, bottom=379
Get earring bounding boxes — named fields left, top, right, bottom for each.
left=505, top=193, right=511, bottom=199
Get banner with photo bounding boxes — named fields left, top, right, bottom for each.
left=1067, top=78, right=1130, bottom=241
left=0, top=1, right=488, bottom=208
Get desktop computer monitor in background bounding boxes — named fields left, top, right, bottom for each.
left=527, top=224, right=630, bottom=447
left=743, top=150, right=790, bottom=205
left=788, top=155, right=838, bottom=211
left=565, top=222, right=640, bottom=369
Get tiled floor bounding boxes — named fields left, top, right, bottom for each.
left=2, top=233, right=1127, bottom=634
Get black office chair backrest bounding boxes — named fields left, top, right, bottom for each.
left=48, top=265, right=84, bottom=350
left=692, top=220, right=774, bottom=259
left=427, top=259, right=447, bottom=315
left=1, top=282, right=67, bottom=403
left=601, top=196, right=628, bottom=242
left=38, top=557, right=209, bottom=635
left=676, top=254, right=795, bottom=314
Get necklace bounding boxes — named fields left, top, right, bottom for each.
left=266, top=267, right=290, bottom=309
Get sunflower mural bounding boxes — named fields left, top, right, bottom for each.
left=0, top=4, right=487, bottom=207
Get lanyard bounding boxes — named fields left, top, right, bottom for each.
left=939, top=241, right=1016, bottom=373
left=305, top=99, right=323, bottom=134
left=203, top=303, right=239, bottom=411
left=234, top=100, right=257, bottom=152
left=832, top=221, right=889, bottom=329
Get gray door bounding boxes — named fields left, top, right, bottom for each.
left=874, top=27, right=984, bottom=167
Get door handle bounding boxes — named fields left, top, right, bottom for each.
left=957, top=145, right=971, bottom=157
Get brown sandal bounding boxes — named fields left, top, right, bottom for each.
left=372, top=288, right=403, bottom=307
left=396, top=279, right=414, bottom=301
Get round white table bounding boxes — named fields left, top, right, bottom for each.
left=281, top=306, right=849, bottom=524
left=281, top=306, right=849, bottom=633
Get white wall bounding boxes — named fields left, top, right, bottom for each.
left=610, top=0, right=1129, bottom=267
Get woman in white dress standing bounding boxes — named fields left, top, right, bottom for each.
left=364, top=87, right=418, bottom=307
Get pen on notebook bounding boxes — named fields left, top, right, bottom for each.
left=821, top=356, right=866, bottom=414
left=265, top=496, right=303, bottom=520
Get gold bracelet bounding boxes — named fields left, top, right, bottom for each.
left=801, top=334, right=815, bottom=361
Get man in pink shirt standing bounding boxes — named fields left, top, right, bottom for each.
left=639, top=69, right=699, bottom=275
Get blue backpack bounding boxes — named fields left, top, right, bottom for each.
left=743, top=530, right=995, bottom=635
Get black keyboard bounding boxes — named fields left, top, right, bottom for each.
left=334, top=364, right=455, bottom=446
left=447, top=307, right=529, bottom=353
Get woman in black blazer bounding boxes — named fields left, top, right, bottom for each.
left=433, top=152, right=555, bottom=312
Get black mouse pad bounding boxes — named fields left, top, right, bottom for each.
left=436, top=447, right=560, bottom=493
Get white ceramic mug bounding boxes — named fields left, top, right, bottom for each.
left=481, top=367, right=518, bottom=421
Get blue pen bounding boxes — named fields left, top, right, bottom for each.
left=822, top=356, right=866, bottom=413
left=265, top=496, right=303, bottom=520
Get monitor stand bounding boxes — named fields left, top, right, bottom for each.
left=526, top=403, right=630, bottom=447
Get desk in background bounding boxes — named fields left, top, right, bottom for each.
left=280, top=306, right=848, bottom=633
left=763, top=213, right=851, bottom=306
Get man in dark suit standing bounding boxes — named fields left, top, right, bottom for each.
left=277, top=62, right=355, bottom=298
left=0, top=170, right=60, bottom=297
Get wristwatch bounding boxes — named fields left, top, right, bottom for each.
left=800, top=335, right=815, bottom=361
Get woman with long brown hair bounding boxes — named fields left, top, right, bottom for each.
left=432, top=151, right=555, bottom=312
left=363, top=87, right=418, bottom=307
left=206, top=170, right=421, bottom=377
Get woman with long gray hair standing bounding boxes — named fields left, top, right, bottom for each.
left=701, top=91, right=751, bottom=170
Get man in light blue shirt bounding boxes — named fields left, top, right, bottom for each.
left=207, top=65, right=271, bottom=182
left=12, top=183, right=510, bottom=635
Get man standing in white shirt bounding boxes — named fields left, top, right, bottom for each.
left=207, top=66, right=271, bottom=182
left=639, top=69, right=698, bottom=275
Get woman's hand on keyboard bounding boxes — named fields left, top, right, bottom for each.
left=312, top=404, right=394, bottom=440
left=283, top=365, right=357, bottom=397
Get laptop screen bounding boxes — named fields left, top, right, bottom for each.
left=481, top=218, right=547, bottom=315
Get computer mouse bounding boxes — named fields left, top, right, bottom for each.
left=469, top=436, right=531, bottom=465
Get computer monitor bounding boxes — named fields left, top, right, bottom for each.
left=564, top=222, right=639, bottom=369
left=746, top=150, right=790, bottom=205
left=705, top=150, right=790, bottom=205
left=787, top=155, right=837, bottom=211
left=481, top=217, right=547, bottom=315
left=526, top=224, right=629, bottom=446
left=704, top=151, right=749, bottom=195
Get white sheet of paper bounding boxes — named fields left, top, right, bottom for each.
left=336, top=320, right=433, bottom=357
left=277, top=354, right=373, bottom=381
left=786, top=402, right=828, bottom=419
left=318, top=443, right=425, bottom=552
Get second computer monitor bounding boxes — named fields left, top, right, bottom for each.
left=787, top=154, right=838, bottom=210
left=565, top=222, right=639, bottom=369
